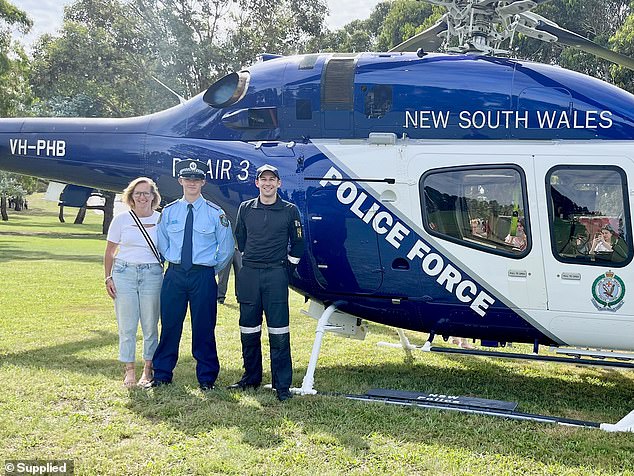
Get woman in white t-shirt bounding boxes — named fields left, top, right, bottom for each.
left=104, top=177, right=163, bottom=388
left=591, top=226, right=614, bottom=254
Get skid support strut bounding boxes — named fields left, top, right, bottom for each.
left=294, top=302, right=344, bottom=395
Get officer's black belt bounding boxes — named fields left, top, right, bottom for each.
left=242, top=260, right=286, bottom=269
left=168, top=263, right=214, bottom=271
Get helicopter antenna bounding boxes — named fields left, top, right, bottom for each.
left=152, top=76, right=187, bottom=105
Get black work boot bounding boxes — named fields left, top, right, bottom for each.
left=276, top=389, right=293, bottom=401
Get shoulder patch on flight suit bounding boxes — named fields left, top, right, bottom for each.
left=220, top=214, right=229, bottom=227
left=295, top=219, right=302, bottom=238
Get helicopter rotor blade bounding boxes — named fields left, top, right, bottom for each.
left=513, top=12, right=634, bottom=71
left=389, top=14, right=449, bottom=53
left=534, top=18, right=634, bottom=71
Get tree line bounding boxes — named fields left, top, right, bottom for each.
left=2, top=0, right=634, bottom=222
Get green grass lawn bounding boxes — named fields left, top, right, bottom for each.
left=1, top=194, right=633, bottom=475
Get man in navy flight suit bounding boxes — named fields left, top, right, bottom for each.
left=152, top=159, right=234, bottom=390
left=229, top=164, right=305, bottom=401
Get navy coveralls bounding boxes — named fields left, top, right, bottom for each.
left=235, top=195, right=305, bottom=393
left=153, top=196, right=234, bottom=385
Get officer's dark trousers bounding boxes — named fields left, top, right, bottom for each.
left=153, top=264, right=219, bottom=384
left=237, top=265, right=292, bottom=391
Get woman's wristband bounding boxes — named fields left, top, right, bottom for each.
left=105, top=276, right=113, bottom=284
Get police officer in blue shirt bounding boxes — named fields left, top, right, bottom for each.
left=151, top=159, right=234, bottom=390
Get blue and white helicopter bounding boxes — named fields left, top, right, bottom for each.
left=2, top=0, right=634, bottom=430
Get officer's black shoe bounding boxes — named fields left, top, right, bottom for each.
left=149, top=379, right=171, bottom=388
left=277, top=390, right=293, bottom=402
left=226, top=381, right=260, bottom=390
left=199, top=382, right=215, bottom=391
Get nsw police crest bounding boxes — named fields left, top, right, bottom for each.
left=591, top=270, right=625, bottom=311
left=219, top=214, right=229, bottom=227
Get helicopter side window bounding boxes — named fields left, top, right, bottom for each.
left=363, top=85, right=392, bottom=119
left=421, top=166, right=529, bottom=257
left=248, top=108, right=278, bottom=128
left=547, top=166, right=631, bottom=266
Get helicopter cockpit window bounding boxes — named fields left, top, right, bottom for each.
left=422, top=166, right=529, bottom=257
left=547, top=166, right=631, bottom=266
left=248, top=108, right=278, bottom=128
left=203, top=71, right=250, bottom=108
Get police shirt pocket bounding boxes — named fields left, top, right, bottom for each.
left=194, top=225, right=216, bottom=239
left=167, top=223, right=185, bottom=234
left=194, top=226, right=216, bottom=252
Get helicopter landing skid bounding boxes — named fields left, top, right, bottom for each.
left=344, top=388, right=612, bottom=431
left=294, top=322, right=634, bottom=431
left=378, top=330, right=634, bottom=370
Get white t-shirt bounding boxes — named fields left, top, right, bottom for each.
left=106, top=211, right=161, bottom=264
left=594, top=240, right=611, bottom=252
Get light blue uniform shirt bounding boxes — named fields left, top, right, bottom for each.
left=158, top=196, right=234, bottom=272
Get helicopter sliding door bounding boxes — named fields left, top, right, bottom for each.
left=533, top=153, right=634, bottom=349
left=416, top=157, right=547, bottom=310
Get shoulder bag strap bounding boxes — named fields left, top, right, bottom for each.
left=129, top=210, right=162, bottom=264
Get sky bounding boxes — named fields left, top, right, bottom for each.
left=12, top=0, right=383, bottom=49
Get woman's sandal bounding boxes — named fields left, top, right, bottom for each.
left=123, top=364, right=136, bottom=388
left=137, top=363, right=153, bottom=388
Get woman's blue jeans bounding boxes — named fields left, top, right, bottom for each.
left=112, top=259, right=163, bottom=362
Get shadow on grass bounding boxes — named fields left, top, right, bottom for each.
left=123, top=355, right=634, bottom=473
left=0, top=229, right=103, bottom=238
left=1, top=330, right=120, bottom=376
left=2, top=206, right=67, bottom=218
left=0, top=246, right=103, bottom=264
left=4, top=326, right=632, bottom=472
left=2, top=208, right=51, bottom=217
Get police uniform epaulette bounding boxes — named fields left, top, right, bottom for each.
left=162, top=200, right=179, bottom=209
left=205, top=199, right=221, bottom=210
